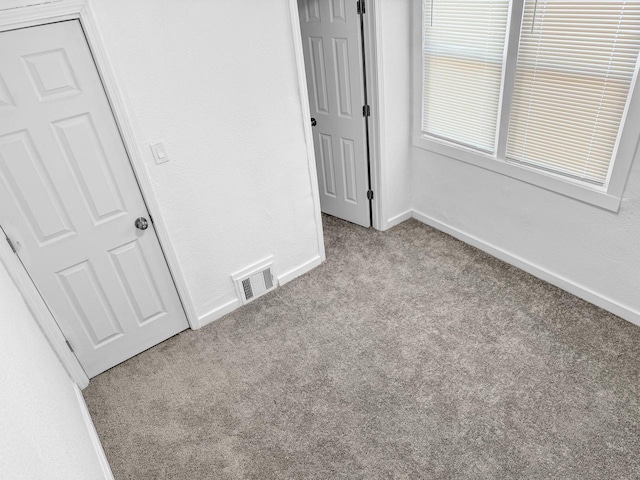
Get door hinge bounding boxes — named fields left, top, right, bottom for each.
left=65, top=339, right=74, bottom=353
left=367, top=190, right=374, bottom=200
left=5, top=235, right=17, bottom=254
left=357, top=0, right=366, bottom=14
left=363, top=105, right=371, bottom=117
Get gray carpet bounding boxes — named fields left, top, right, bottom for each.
left=84, top=215, right=640, bottom=479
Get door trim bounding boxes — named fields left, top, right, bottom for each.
left=1, top=226, right=90, bottom=388
left=0, top=0, right=200, bottom=388
left=361, top=0, right=384, bottom=230
left=288, top=0, right=327, bottom=260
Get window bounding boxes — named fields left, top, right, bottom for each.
left=413, top=0, right=640, bottom=210
left=422, top=0, right=510, bottom=152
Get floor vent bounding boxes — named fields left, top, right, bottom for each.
left=242, top=278, right=253, bottom=300
left=232, top=256, right=276, bottom=305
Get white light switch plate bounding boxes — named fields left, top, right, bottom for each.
left=150, top=142, right=169, bottom=164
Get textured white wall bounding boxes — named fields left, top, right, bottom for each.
left=378, top=0, right=413, bottom=226
left=87, top=0, right=323, bottom=321
left=0, top=261, right=107, bottom=479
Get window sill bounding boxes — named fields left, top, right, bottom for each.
left=412, top=134, right=622, bottom=212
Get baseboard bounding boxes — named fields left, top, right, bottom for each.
left=277, top=255, right=323, bottom=286
left=385, top=209, right=413, bottom=230
left=412, top=209, right=640, bottom=328
left=196, top=256, right=323, bottom=328
left=198, top=297, right=241, bottom=328
left=74, top=383, right=114, bottom=480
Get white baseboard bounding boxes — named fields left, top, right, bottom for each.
left=197, top=255, right=324, bottom=328
left=277, top=255, right=323, bottom=286
left=74, top=383, right=114, bottom=480
left=198, top=297, right=241, bottom=328
left=385, top=209, right=413, bottom=230
left=412, top=209, right=640, bottom=328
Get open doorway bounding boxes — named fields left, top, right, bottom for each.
left=297, top=0, right=377, bottom=228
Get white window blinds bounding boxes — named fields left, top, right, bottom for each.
left=507, top=0, right=640, bottom=185
left=422, top=0, right=510, bottom=152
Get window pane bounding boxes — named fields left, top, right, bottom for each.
left=422, top=0, right=510, bottom=152
left=506, top=1, right=640, bottom=186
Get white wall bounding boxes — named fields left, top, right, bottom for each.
left=84, top=0, right=323, bottom=324
left=377, top=0, right=413, bottom=227
left=0, top=261, right=110, bottom=479
left=411, top=149, right=640, bottom=325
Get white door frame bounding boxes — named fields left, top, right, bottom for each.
left=0, top=0, right=201, bottom=388
left=289, top=0, right=384, bottom=230
left=361, top=0, right=384, bottom=230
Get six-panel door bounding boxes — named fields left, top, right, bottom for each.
left=298, top=0, right=371, bottom=227
left=0, top=20, right=189, bottom=377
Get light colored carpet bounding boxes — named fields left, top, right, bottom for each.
left=84, top=215, right=640, bottom=479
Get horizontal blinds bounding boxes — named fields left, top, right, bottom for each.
left=422, top=0, right=510, bottom=152
left=506, top=0, right=640, bottom=185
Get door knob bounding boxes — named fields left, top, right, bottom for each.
left=311, top=118, right=317, bottom=127
left=135, top=217, right=149, bottom=230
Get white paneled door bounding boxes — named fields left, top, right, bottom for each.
left=0, top=21, right=189, bottom=378
left=298, top=0, right=371, bottom=227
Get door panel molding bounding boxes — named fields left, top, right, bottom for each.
left=0, top=0, right=200, bottom=388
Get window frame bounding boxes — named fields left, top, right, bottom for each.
left=411, top=0, right=640, bottom=212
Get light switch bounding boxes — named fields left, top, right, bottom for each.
left=150, top=142, right=169, bottom=164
